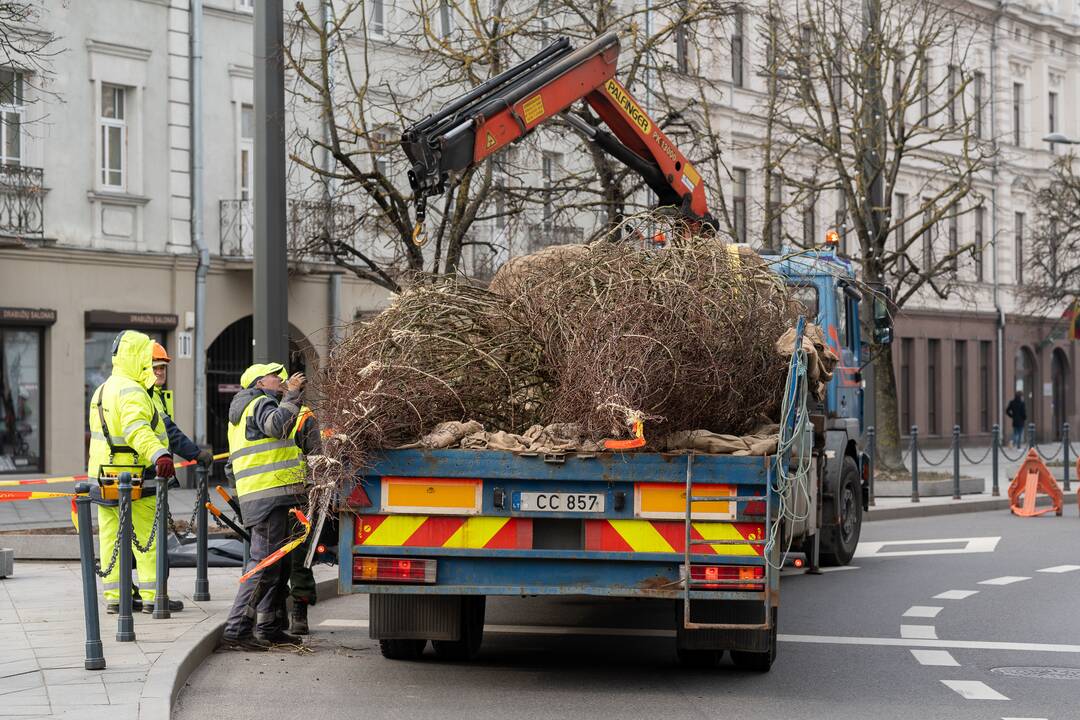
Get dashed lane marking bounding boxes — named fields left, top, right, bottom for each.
left=901, top=625, right=938, bottom=639
left=1001, top=717, right=1049, bottom=719
left=1037, top=564, right=1080, bottom=573
left=854, top=536, right=1000, bottom=558
left=979, top=576, right=1031, bottom=586
left=320, top=619, right=1080, bottom=655
left=904, top=606, right=944, bottom=618
left=941, top=680, right=1009, bottom=700
left=910, top=649, right=959, bottom=666
left=934, top=590, right=979, bottom=600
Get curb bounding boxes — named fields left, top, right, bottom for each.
left=866, top=491, right=1077, bottom=521
left=138, top=575, right=340, bottom=720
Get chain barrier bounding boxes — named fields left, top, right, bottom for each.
left=1036, top=443, right=1064, bottom=462
left=960, top=445, right=993, bottom=464
left=130, top=498, right=162, bottom=554
left=93, top=500, right=126, bottom=579
left=916, top=445, right=953, bottom=467
left=999, top=444, right=1028, bottom=462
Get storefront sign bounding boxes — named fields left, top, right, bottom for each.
left=85, top=310, right=178, bottom=330
left=218, top=383, right=242, bottom=395
left=0, top=307, right=57, bottom=326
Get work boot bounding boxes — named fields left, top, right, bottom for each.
left=289, top=602, right=310, bottom=635
left=106, top=598, right=143, bottom=614
left=253, top=627, right=303, bottom=646
left=221, top=632, right=271, bottom=651
left=142, top=599, right=185, bottom=614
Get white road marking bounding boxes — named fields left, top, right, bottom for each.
left=819, top=565, right=860, bottom=572
left=934, top=590, right=979, bottom=600
left=319, top=619, right=367, bottom=628
left=910, top=649, right=958, bottom=666
left=854, top=536, right=1000, bottom=558
left=979, top=576, right=1031, bottom=586
left=901, top=625, right=938, bottom=639
left=940, top=680, right=1009, bottom=701
left=1037, top=564, right=1080, bottom=573
left=903, top=606, right=944, bottom=618
left=1001, top=717, right=1049, bottom=719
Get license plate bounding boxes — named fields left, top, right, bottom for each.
left=514, top=492, right=605, bottom=513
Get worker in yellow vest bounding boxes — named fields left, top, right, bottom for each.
left=87, top=330, right=183, bottom=614
left=222, top=362, right=307, bottom=648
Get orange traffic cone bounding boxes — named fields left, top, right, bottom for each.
left=1008, top=449, right=1063, bottom=517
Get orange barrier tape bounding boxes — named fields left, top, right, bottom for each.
left=0, top=490, right=75, bottom=503
left=238, top=509, right=311, bottom=584
left=1008, top=449, right=1063, bottom=517
left=0, top=452, right=228, bottom=487
left=603, top=420, right=646, bottom=451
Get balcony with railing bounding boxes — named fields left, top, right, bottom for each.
left=219, top=198, right=357, bottom=259
left=0, top=165, right=43, bottom=240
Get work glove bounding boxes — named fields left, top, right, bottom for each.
left=155, top=455, right=176, bottom=479
left=196, top=449, right=214, bottom=469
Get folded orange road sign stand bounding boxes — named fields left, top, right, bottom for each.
left=1008, top=449, right=1063, bottom=517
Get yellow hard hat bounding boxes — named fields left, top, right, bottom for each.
left=240, top=362, right=288, bottom=389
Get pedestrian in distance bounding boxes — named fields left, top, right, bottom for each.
left=1006, top=391, right=1027, bottom=448
left=87, top=330, right=184, bottom=615
left=222, top=362, right=308, bottom=649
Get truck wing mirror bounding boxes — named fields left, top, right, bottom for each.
left=872, top=287, right=893, bottom=346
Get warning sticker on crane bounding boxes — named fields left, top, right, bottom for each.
left=522, top=94, right=546, bottom=125
left=604, top=79, right=651, bottom=135
left=485, top=131, right=497, bottom=149
left=681, top=162, right=701, bottom=192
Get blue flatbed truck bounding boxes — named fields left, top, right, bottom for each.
left=336, top=249, right=889, bottom=671
left=336, top=34, right=892, bottom=670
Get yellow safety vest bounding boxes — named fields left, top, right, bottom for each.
left=228, top=395, right=305, bottom=501
left=290, top=405, right=314, bottom=476
left=152, top=388, right=174, bottom=418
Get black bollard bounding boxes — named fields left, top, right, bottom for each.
left=116, top=472, right=135, bottom=642
left=75, top=483, right=106, bottom=670
left=153, top=474, right=171, bottom=619
left=991, top=424, right=1000, bottom=497
left=1028, top=422, right=1036, bottom=450
left=1063, top=423, right=1071, bottom=493
left=194, top=465, right=210, bottom=602
left=910, top=425, right=920, bottom=503
left=952, top=425, right=961, bottom=500
left=867, top=426, right=876, bottom=507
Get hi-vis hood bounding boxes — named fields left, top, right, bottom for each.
left=111, top=330, right=157, bottom=389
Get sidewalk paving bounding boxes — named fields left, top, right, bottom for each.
left=0, top=561, right=335, bottom=720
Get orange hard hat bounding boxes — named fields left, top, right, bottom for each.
left=152, top=342, right=171, bottom=365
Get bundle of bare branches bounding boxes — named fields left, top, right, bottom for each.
left=315, top=213, right=798, bottom=484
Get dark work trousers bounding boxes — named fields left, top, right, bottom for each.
left=224, top=505, right=291, bottom=637
left=289, top=527, right=317, bottom=606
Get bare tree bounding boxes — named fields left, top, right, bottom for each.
left=762, top=0, right=996, bottom=469
left=1019, top=154, right=1080, bottom=315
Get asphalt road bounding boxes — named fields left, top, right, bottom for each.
left=176, top=507, right=1080, bottom=720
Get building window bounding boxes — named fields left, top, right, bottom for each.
left=731, top=8, right=744, bottom=87
left=901, top=337, right=914, bottom=433
left=1015, top=211, right=1024, bottom=285
left=802, top=186, right=816, bottom=247
left=0, top=327, right=43, bottom=473
left=979, top=340, right=991, bottom=432
left=831, top=34, right=844, bottom=104
left=100, top=84, right=127, bottom=189
left=370, top=0, right=385, bottom=36
left=542, top=151, right=560, bottom=233
left=927, top=338, right=940, bottom=435
left=1048, top=90, right=1058, bottom=154
left=835, top=189, right=848, bottom=255
left=768, top=172, right=782, bottom=249
left=919, top=55, right=930, bottom=123
left=0, top=68, right=24, bottom=166
left=947, top=64, right=958, bottom=126
left=948, top=212, right=958, bottom=276
left=973, top=71, right=984, bottom=139
left=438, top=0, right=452, bottom=38
left=922, top=202, right=934, bottom=270
left=973, top=205, right=985, bottom=282
left=239, top=104, right=253, bottom=201
left=732, top=168, right=747, bottom=243
left=894, top=193, right=907, bottom=276
left=236, top=0, right=254, bottom=11
left=1012, top=82, right=1022, bottom=146
left=675, top=0, right=690, bottom=74
left=954, top=340, right=966, bottom=432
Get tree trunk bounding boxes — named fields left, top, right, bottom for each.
left=874, top=342, right=905, bottom=471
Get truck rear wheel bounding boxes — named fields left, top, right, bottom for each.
left=819, top=456, right=862, bottom=566
left=729, top=608, right=777, bottom=672
left=379, top=639, right=427, bottom=660
left=432, top=596, right=485, bottom=661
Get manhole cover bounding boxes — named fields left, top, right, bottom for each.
left=990, top=666, right=1080, bottom=680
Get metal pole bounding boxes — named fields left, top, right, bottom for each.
left=194, top=465, right=210, bottom=601
left=75, top=484, right=106, bottom=670
left=1028, top=421, right=1036, bottom=450
left=1063, top=422, right=1071, bottom=493
left=116, top=473, right=135, bottom=642
left=254, top=0, right=290, bottom=363
left=152, top=475, right=171, bottom=619
left=991, top=424, right=1000, bottom=496
left=867, top=426, right=876, bottom=506
left=910, top=425, right=919, bottom=503
left=952, top=425, right=961, bottom=500
left=191, top=0, right=209, bottom=458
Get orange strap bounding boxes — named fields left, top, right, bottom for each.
left=238, top=509, right=311, bottom=583
left=603, top=420, right=646, bottom=451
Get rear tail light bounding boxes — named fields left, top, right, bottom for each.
left=689, top=564, right=765, bottom=590
left=353, top=556, right=437, bottom=584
